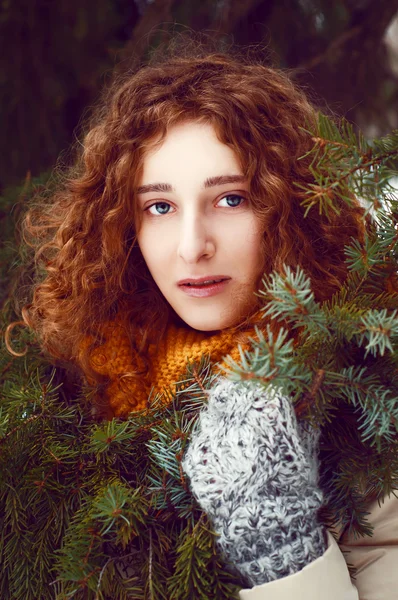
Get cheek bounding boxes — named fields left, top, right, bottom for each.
left=138, top=231, right=169, bottom=279
left=242, top=223, right=265, bottom=272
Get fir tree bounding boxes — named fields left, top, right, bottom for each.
left=0, top=114, right=397, bottom=599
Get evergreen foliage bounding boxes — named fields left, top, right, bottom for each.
left=0, top=114, right=398, bottom=598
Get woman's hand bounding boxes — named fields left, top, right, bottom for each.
left=181, top=378, right=327, bottom=588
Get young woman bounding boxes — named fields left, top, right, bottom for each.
left=7, top=37, right=398, bottom=598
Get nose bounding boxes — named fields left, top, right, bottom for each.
left=177, top=213, right=215, bottom=263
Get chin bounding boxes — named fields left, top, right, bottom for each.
left=179, top=313, right=239, bottom=332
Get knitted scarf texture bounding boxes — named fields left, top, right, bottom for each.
left=81, top=315, right=254, bottom=417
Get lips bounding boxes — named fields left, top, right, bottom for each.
left=178, top=276, right=230, bottom=286
left=178, top=278, right=230, bottom=298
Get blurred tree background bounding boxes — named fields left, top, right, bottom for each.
left=1, top=0, right=398, bottom=192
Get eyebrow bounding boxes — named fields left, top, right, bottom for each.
left=136, top=174, right=247, bottom=194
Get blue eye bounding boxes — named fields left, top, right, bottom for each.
left=145, top=194, right=245, bottom=216
left=147, top=202, right=172, bottom=215
left=218, top=195, right=245, bottom=208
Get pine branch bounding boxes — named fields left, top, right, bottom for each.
left=297, top=115, right=398, bottom=217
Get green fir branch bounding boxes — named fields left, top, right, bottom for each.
left=297, top=114, right=398, bottom=218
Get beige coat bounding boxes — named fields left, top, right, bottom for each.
left=239, top=492, right=398, bottom=599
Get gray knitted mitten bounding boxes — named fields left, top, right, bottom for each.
left=181, top=378, right=328, bottom=588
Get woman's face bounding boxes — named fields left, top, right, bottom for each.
left=136, top=120, right=265, bottom=331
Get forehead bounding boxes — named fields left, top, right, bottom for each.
left=139, top=121, right=243, bottom=182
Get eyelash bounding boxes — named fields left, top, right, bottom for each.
left=144, top=194, right=246, bottom=216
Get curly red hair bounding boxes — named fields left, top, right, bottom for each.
left=5, top=36, right=376, bottom=393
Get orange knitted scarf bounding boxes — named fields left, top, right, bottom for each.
left=81, top=315, right=257, bottom=418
